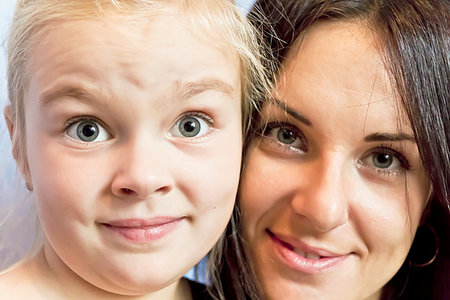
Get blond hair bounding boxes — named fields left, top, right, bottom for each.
left=7, top=0, right=270, bottom=182
left=4, top=0, right=272, bottom=294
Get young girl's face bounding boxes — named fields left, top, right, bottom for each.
left=240, top=21, right=430, bottom=299
left=19, top=12, right=242, bottom=294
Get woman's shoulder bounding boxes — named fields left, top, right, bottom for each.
left=186, top=278, right=214, bottom=300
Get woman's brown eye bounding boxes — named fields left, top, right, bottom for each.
left=372, top=153, right=394, bottom=169
left=261, top=122, right=308, bottom=153
left=277, top=127, right=298, bottom=145
left=358, top=146, right=410, bottom=177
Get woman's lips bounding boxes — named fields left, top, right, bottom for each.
left=102, top=217, right=185, bottom=243
left=267, top=229, right=349, bottom=274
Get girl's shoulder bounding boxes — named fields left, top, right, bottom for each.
left=186, top=278, right=215, bottom=300
left=0, top=262, right=43, bottom=299
left=0, top=252, right=57, bottom=300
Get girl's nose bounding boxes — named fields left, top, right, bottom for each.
left=111, top=139, right=174, bottom=200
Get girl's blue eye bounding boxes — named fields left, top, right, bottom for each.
left=66, top=119, right=111, bottom=142
left=170, top=114, right=211, bottom=138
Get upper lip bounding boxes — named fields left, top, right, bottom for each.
left=102, top=217, right=185, bottom=228
left=267, top=229, right=345, bottom=258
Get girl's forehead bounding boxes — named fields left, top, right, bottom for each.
left=25, top=14, right=241, bottom=107
left=30, top=9, right=240, bottom=70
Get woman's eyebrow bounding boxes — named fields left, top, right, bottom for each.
left=272, top=98, right=313, bottom=127
left=364, top=132, right=416, bottom=142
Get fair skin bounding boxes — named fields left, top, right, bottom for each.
left=1, top=10, right=242, bottom=300
left=240, top=21, right=430, bottom=300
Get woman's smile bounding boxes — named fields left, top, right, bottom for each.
left=240, top=21, right=430, bottom=300
left=266, top=229, right=350, bottom=274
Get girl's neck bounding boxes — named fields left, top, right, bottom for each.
left=1, top=246, right=192, bottom=300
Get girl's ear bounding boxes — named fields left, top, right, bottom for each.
left=4, top=105, right=32, bottom=189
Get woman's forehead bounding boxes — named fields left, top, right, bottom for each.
left=273, top=20, right=413, bottom=137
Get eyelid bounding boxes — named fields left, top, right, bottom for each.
left=357, top=145, right=411, bottom=177
left=63, top=116, right=110, bottom=133
left=64, top=116, right=112, bottom=143
left=259, top=121, right=308, bottom=154
left=177, top=111, right=214, bottom=126
left=370, top=145, right=410, bottom=169
left=169, top=111, right=215, bottom=141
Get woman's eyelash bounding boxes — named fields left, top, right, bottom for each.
left=358, top=144, right=412, bottom=178
left=258, top=121, right=293, bottom=135
left=257, top=121, right=308, bottom=153
left=376, top=144, right=411, bottom=170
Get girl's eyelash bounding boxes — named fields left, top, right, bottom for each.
left=180, top=111, right=214, bottom=126
left=63, top=116, right=99, bottom=132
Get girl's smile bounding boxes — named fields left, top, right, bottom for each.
left=20, top=10, right=243, bottom=295
left=100, top=217, right=186, bottom=244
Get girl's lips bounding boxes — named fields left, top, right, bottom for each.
left=267, top=229, right=349, bottom=274
left=101, top=217, right=185, bottom=243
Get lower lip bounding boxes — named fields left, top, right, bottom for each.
left=103, top=219, right=183, bottom=243
left=269, top=233, right=348, bottom=274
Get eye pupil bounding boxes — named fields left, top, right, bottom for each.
left=179, top=117, right=201, bottom=137
left=82, top=125, right=96, bottom=137
left=183, top=121, right=196, bottom=132
left=77, top=121, right=99, bottom=142
left=278, top=128, right=296, bottom=144
left=373, top=153, right=393, bottom=168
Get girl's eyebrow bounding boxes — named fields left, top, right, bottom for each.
left=175, top=78, right=235, bottom=100
left=272, top=98, right=313, bottom=127
left=39, top=78, right=236, bottom=108
left=364, top=132, right=416, bottom=142
left=40, top=84, right=104, bottom=109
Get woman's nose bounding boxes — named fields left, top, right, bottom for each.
left=291, top=155, right=349, bottom=232
left=111, top=138, right=174, bottom=200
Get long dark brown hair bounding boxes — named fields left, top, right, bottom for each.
left=213, top=0, right=450, bottom=299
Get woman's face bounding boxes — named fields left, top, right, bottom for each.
left=240, top=21, right=430, bottom=300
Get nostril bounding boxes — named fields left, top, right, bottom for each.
left=121, top=188, right=133, bottom=195
left=113, top=179, right=173, bottom=199
left=156, top=186, right=171, bottom=194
